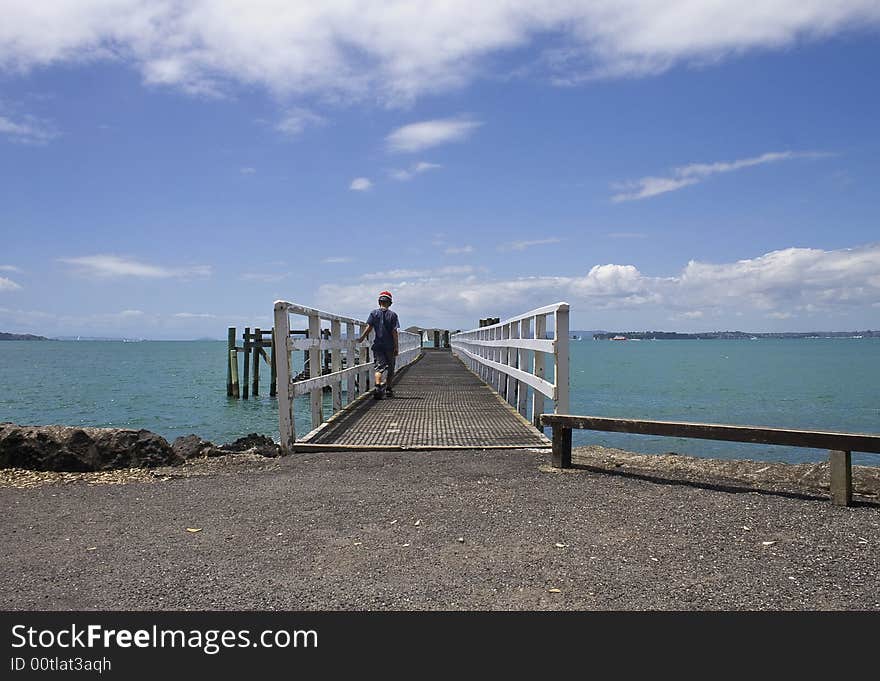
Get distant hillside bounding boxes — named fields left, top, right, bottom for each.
left=592, top=330, right=879, bottom=340
left=0, top=332, right=49, bottom=341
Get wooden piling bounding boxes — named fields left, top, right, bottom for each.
left=252, top=327, right=261, bottom=396
left=242, top=327, right=250, bottom=399
left=227, top=327, right=236, bottom=396
left=229, top=348, right=240, bottom=399
left=269, top=328, right=277, bottom=397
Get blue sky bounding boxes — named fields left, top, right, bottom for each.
left=1, top=1, right=879, bottom=339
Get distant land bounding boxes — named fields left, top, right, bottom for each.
left=0, top=332, right=49, bottom=341
left=588, top=330, right=879, bottom=340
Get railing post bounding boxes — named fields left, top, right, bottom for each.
left=273, top=303, right=294, bottom=454
left=345, top=322, right=355, bottom=405
left=517, top=317, right=530, bottom=418
left=308, top=314, right=322, bottom=429
left=532, top=314, right=546, bottom=429
left=331, top=319, right=342, bottom=412
left=551, top=426, right=572, bottom=468
left=359, top=323, right=371, bottom=394
left=500, top=322, right=510, bottom=400
left=554, top=305, right=570, bottom=414
left=829, top=450, right=853, bottom=506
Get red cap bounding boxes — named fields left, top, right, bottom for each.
left=378, top=290, right=393, bottom=302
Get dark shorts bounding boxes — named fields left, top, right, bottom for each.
left=373, top=347, right=396, bottom=385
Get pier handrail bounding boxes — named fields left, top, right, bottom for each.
left=540, top=413, right=880, bottom=507
left=450, top=302, right=570, bottom=426
left=273, top=300, right=421, bottom=453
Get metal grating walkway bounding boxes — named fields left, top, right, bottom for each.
left=299, top=348, right=551, bottom=450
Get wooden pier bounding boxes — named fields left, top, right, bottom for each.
left=264, top=298, right=877, bottom=506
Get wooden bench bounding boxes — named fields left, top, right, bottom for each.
left=540, top=414, right=880, bottom=506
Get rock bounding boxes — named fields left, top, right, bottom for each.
left=220, top=433, right=280, bottom=458
left=0, top=423, right=182, bottom=472
left=172, top=434, right=224, bottom=459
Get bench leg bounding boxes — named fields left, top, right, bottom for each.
left=829, top=450, right=852, bottom=507
left=552, top=427, right=572, bottom=468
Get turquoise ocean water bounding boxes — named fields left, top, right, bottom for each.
left=1, top=338, right=878, bottom=466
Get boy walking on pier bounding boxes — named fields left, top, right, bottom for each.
left=358, top=291, right=399, bottom=399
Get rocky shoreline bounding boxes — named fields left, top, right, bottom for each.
left=0, top=423, right=280, bottom=473
left=1, top=422, right=878, bottom=504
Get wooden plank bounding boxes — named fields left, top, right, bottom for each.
left=454, top=337, right=555, bottom=353
left=455, top=345, right=556, bottom=399
left=830, top=450, right=853, bottom=506
left=294, top=363, right=375, bottom=396
left=539, top=415, right=880, bottom=453
left=273, top=302, right=293, bottom=453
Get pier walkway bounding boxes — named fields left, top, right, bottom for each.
left=297, top=348, right=551, bottom=450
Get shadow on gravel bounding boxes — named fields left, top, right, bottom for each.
left=572, top=464, right=880, bottom=508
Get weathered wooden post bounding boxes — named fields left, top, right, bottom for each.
left=829, top=450, right=853, bottom=506
left=229, top=348, right=240, bottom=399
left=252, top=327, right=261, bottom=396
left=227, top=327, right=236, bottom=396
left=242, top=327, right=251, bottom=399
left=434, top=330, right=440, bottom=348
left=273, top=302, right=293, bottom=454
left=551, top=425, right=572, bottom=468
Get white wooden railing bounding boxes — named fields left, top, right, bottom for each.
left=450, top=302, right=570, bottom=428
left=273, top=300, right=422, bottom=453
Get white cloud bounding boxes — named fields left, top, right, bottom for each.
left=2, top=3, right=878, bottom=104
left=0, top=113, right=59, bottom=144
left=349, top=177, right=372, bottom=191
left=390, top=161, right=442, bottom=181
left=0, top=265, right=21, bottom=272
left=499, top=237, right=562, bottom=251
left=0, top=276, right=22, bottom=291
left=173, top=312, right=217, bottom=319
left=612, top=151, right=830, bottom=202
left=58, top=254, right=212, bottom=279
left=386, top=118, right=481, bottom=153
left=444, top=245, right=474, bottom=255
left=316, top=243, right=880, bottom=330
left=362, top=269, right=427, bottom=280
left=276, top=107, right=325, bottom=137
left=322, top=256, right=354, bottom=264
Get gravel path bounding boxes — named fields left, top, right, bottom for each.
left=2, top=447, right=878, bottom=611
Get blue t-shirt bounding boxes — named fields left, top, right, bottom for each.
left=367, top=307, right=399, bottom=350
